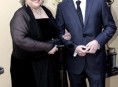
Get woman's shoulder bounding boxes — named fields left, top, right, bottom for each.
left=14, top=6, right=28, bottom=17
left=10, top=6, right=30, bottom=24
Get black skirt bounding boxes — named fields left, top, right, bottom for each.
left=10, top=53, right=60, bottom=87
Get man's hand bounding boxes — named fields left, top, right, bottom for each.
left=48, top=45, right=58, bottom=54
left=62, top=31, right=71, bottom=40
left=85, top=40, right=99, bottom=54
left=75, top=45, right=87, bottom=56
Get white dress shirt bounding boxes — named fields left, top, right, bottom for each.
left=73, top=0, right=86, bottom=57
left=73, top=0, right=86, bottom=22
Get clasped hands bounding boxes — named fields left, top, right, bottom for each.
left=75, top=40, right=99, bottom=57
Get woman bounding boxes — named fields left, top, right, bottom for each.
left=10, top=0, right=70, bottom=87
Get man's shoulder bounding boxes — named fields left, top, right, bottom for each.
left=58, top=0, right=67, bottom=7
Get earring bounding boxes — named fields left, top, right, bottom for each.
left=41, top=0, right=44, bottom=6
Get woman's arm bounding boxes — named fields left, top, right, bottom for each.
left=10, top=10, right=54, bottom=52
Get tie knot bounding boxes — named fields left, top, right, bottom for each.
left=76, top=0, right=81, bottom=5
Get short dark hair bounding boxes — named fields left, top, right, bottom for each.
left=20, top=0, right=25, bottom=6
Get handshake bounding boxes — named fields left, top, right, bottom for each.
left=74, top=40, right=100, bottom=57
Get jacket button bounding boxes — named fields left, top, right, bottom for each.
left=83, top=34, right=86, bottom=37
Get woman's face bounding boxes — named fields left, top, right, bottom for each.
left=26, top=0, right=44, bottom=9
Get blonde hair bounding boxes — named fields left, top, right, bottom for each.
left=20, top=0, right=25, bottom=6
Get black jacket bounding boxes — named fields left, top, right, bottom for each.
left=10, top=5, right=60, bottom=59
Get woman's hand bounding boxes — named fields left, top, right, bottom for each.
left=48, top=45, right=58, bottom=54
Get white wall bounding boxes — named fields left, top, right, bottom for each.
left=0, top=0, right=118, bottom=87
left=0, top=1, right=20, bottom=87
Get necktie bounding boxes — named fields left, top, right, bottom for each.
left=76, top=0, right=83, bottom=27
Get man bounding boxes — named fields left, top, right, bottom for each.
left=56, top=0, right=117, bottom=87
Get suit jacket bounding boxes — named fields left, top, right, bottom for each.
left=10, top=5, right=60, bottom=59
left=56, top=0, right=117, bottom=74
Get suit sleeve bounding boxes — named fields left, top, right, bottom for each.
left=56, top=4, right=77, bottom=49
left=10, top=11, right=54, bottom=52
left=95, top=0, right=117, bottom=47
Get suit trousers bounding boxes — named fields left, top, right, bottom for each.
left=68, top=69, right=105, bottom=87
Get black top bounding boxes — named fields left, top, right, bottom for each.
left=36, top=18, right=57, bottom=42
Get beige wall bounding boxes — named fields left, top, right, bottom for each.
left=0, top=1, right=20, bottom=87
left=0, top=0, right=118, bottom=87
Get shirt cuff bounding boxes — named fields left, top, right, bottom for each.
left=73, top=51, right=77, bottom=57
left=98, top=43, right=100, bottom=50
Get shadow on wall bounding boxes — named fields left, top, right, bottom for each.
left=108, top=6, right=118, bottom=44
left=105, top=5, right=118, bottom=87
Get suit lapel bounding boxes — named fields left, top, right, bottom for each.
left=66, top=0, right=83, bottom=29
left=84, top=0, right=94, bottom=27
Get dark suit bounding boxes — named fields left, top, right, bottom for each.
left=56, top=0, right=117, bottom=87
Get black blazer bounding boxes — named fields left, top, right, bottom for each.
left=10, top=5, right=60, bottom=59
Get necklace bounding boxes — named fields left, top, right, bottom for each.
left=32, top=7, right=43, bottom=16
